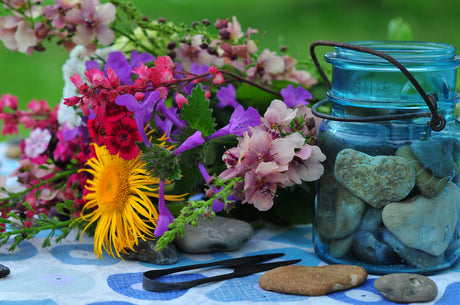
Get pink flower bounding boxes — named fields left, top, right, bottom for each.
left=66, top=0, right=116, bottom=47
left=15, top=21, right=37, bottom=54
left=285, top=145, right=326, bottom=185
left=176, top=34, right=224, bottom=71
left=270, top=132, right=306, bottom=169
left=243, top=162, right=288, bottom=211
left=42, top=0, right=75, bottom=29
left=262, top=99, right=297, bottom=130
left=0, top=16, right=20, bottom=51
left=226, top=16, right=244, bottom=42
left=27, top=98, right=50, bottom=113
left=10, top=159, right=54, bottom=185
left=0, top=94, right=18, bottom=111
left=175, top=93, right=188, bottom=108
left=0, top=113, right=19, bottom=135
left=24, top=128, right=52, bottom=159
left=213, top=72, right=224, bottom=84
left=247, top=49, right=285, bottom=82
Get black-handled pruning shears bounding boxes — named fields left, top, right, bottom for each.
left=142, top=253, right=301, bottom=292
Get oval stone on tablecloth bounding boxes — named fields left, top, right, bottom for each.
left=374, top=273, right=438, bottom=303
left=174, top=216, right=254, bottom=253
left=259, top=264, right=367, bottom=296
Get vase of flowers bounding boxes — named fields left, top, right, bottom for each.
left=0, top=0, right=325, bottom=259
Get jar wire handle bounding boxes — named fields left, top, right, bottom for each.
left=309, top=40, right=446, bottom=131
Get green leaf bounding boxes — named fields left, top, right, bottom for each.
left=180, top=84, right=216, bottom=137
left=387, top=18, right=413, bottom=41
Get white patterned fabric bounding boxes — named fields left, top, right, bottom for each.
left=0, top=144, right=459, bottom=305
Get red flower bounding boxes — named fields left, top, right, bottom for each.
left=104, top=116, right=142, bottom=160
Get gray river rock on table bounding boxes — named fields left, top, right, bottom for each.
left=374, top=273, right=438, bottom=303
left=121, top=238, right=179, bottom=265
left=317, top=173, right=365, bottom=239
left=0, top=264, right=10, bottom=278
left=334, top=148, right=415, bottom=208
left=174, top=216, right=254, bottom=253
left=410, top=136, right=459, bottom=178
left=382, top=182, right=460, bottom=256
left=396, top=146, right=451, bottom=199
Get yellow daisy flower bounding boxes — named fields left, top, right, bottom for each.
left=78, top=144, right=184, bottom=258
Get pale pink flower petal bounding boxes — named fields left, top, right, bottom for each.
left=95, top=2, right=116, bottom=24
left=271, top=132, right=305, bottom=166
left=263, top=99, right=297, bottom=129
left=73, top=24, right=96, bottom=46
left=95, top=23, right=115, bottom=46
left=247, top=129, right=272, bottom=156
left=15, top=21, right=37, bottom=54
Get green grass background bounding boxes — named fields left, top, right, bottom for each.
left=1, top=0, right=460, bottom=140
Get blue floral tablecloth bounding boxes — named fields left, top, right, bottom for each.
left=1, top=144, right=459, bottom=305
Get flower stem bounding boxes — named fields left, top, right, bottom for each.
left=155, top=177, right=242, bottom=250
left=2, top=219, right=73, bottom=237
left=0, top=169, right=78, bottom=207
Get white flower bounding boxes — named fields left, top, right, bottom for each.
left=24, top=128, right=52, bottom=159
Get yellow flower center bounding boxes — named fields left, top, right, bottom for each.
left=97, top=160, right=129, bottom=212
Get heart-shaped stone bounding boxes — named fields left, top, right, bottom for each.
left=382, top=182, right=460, bottom=256
left=334, top=149, right=415, bottom=208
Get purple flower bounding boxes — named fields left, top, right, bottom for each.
left=104, top=51, right=131, bottom=84
left=216, top=84, right=240, bottom=109
left=207, top=105, right=260, bottom=140
left=104, top=50, right=155, bottom=85
left=129, top=50, right=155, bottom=69
left=154, top=99, right=185, bottom=130
left=280, top=84, right=312, bottom=107
left=182, top=63, right=210, bottom=95
left=85, top=60, right=100, bottom=71
left=173, top=131, right=205, bottom=155
left=61, top=125, right=80, bottom=142
left=198, top=163, right=225, bottom=213
left=115, top=91, right=161, bottom=145
left=155, top=111, right=175, bottom=139
left=154, top=180, right=175, bottom=237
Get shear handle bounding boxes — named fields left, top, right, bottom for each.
left=143, top=259, right=301, bottom=292
left=143, top=253, right=284, bottom=281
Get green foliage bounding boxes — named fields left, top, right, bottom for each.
left=236, top=82, right=280, bottom=112
left=138, top=142, right=181, bottom=181
left=180, top=84, right=216, bottom=137
left=387, top=18, right=413, bottom=41
left=0, top=214, right=75, bottom=251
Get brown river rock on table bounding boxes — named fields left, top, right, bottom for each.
left=259, top=264, right=367, bottom=296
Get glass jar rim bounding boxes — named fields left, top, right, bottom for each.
left=325, top=41, right=460, bottom=65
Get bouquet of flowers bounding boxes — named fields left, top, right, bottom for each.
left=0, top=0, right=325, bottom=258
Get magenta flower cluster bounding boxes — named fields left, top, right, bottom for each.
left=219, top=100, right=326, bottom=211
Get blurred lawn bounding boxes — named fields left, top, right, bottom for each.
left=1, top=0, right=460, bottom=140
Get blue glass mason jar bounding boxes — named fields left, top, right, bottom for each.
left=310, top=41, right=460, bottom=274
